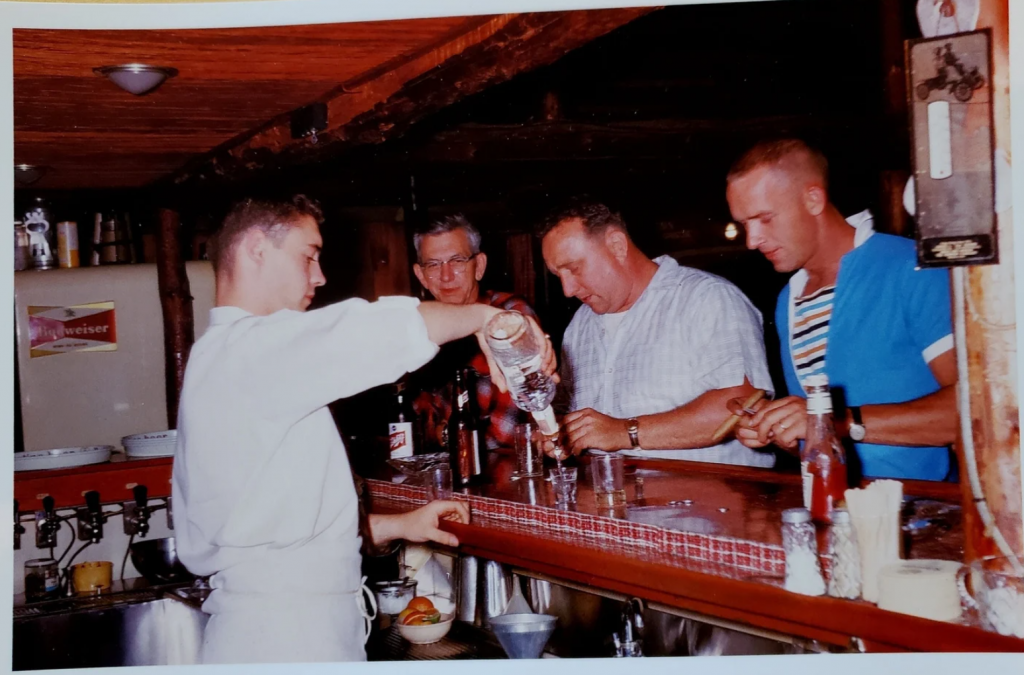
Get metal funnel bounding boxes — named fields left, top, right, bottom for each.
left=489, top=613, right=556, bottom=659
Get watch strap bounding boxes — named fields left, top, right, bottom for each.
left=627, top=418, right=640, bottom=449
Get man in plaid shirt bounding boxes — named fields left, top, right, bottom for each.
left=409, top=215, right=540, bottom=451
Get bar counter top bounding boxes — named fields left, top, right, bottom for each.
left=14, top=449, right=1022, bottom=653
left=366, top=453, right=1023, bottom=654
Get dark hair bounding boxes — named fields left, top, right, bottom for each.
left=210, top=195, right=324, bottom=274
left=726, top=138, right=829, bottom=191
left=413, top=214, right=482, bottom=261
left=536, top=197, right=628, bottom=240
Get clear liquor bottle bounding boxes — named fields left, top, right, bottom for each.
left=483, top=311, right=559, bottom=436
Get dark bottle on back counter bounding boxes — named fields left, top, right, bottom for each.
left=448, top=368, right=484, bottom=486
left=802, top=374, right=848, bottom=524
left=388, top=383, right=415, bottom=459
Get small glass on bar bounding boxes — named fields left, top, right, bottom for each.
left=512, top=422, right=544, bottom=479
left=590, top=452, right=626, bottom=507
left=549, top=466, right=578, bottom=508
left=427, top=465, right=453, bottom=501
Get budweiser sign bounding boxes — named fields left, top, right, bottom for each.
left=28, top=302, right=117, bottom=358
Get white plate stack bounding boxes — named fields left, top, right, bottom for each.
left=122, top=430, right=178, bottom=458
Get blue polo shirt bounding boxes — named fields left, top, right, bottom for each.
left=776, top=212, right=954, bottom=481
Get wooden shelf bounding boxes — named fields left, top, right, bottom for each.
left=14, top=456, right=173, bottom=511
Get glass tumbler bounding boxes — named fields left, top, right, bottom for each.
left=513, top=422, right=544, bottom=479
left=590, top=452, right=626, bottom=507
left=549, top=466, right=578, bottom=508
left=427, top=465, right=453, bottom=501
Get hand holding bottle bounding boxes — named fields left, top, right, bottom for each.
left=474, top=308, right=558, bottom=395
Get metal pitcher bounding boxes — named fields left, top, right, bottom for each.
left=456, top=554, right=480, bottom=624
left=480, top=559, right=512, bottom=625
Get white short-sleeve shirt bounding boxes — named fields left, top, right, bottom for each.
left=173, top=297, right=439, bottom=598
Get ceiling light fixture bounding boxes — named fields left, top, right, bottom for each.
left=93, top=64, right=178, bottom=96
left=724, top=222, right=739, bottom=241
left=14, top=164, right=47, bottom=187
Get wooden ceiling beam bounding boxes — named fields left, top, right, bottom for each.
left=388, top=116, right=882, bottom=164
left=165, top=8, right=658, bottom=190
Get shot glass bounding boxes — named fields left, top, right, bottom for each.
left=590, top=452, right=626, bottom=507
left=512, top=422, right=544, bottom=479
left=549, top=466, right=578, bottom=508
left=427, top=465, right=453, bottom=501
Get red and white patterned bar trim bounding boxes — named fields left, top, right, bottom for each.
left=366, top=478, right=815, bottom=581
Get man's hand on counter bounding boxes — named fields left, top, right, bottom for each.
left=368, top=500, right=471, bottom=549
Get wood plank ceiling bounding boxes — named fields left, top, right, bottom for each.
left=13, top=9, right=655, bottom=192
left=12, top=18, right=480, bottom=189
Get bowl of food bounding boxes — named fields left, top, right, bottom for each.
left=395, top=596, right=453, bottom=645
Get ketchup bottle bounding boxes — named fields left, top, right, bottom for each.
left=801, top=375, right=848, bottom=524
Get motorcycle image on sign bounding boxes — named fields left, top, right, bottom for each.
left=916, top=43, right=985, bottom=103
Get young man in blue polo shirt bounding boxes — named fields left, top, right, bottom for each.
left=725, top=139, right=957, bottom=481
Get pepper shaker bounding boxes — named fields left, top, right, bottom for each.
left=827, top=509, right=862, bottom=599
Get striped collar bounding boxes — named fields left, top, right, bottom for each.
left=788, top=210, right=875, bottom=299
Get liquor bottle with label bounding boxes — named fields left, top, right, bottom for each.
left=484, top=310, right=570, bottom=463
left=484, top=310, right=559, bottom=433
left=448, top=368, right=484, bottom=486
left=802, top=374, right=848, bottom=524
left=388, top=383, right=415, bottom=460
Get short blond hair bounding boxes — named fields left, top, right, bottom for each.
left=726, top=139, right=829, bottom=192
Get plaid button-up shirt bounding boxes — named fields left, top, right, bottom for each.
left=411, top=290, right=540, bottom=451
left=559, top=256, right=776, bottom=467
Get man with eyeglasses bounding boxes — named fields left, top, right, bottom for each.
left=409, top=214, right=543, bottom=452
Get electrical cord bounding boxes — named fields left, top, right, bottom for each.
left=120, top=533, right=135, bottom=584
left=56, top=517, right=76, bottom=566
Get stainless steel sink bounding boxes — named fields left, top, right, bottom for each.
left=13, top=590, right=208, bottom=670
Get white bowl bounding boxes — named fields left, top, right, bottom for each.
left=396, top=614, right=454, bottom=645
left=122, top=430, right=177, bottom=444
left=15, top=446, right=113, bottom=472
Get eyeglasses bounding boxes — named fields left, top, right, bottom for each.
left=419, top=254, right=476, bottom=279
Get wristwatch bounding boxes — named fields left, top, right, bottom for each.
left=626, top=418, right=641, bottom=449
left=848, top=407, right=866, bottom=442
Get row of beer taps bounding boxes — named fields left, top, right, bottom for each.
left=14, top=486, right=172, bottom=551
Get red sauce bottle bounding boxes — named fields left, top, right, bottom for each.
left=801, top=375, right=848, bottom=524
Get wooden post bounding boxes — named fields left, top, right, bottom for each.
left=506, top=232, right=537, bottom=307
left=957, top=0, right=1023, bottom=562
left=155, top=208, right=195, bottom=429
left=879, top=169, right=910, bottom=236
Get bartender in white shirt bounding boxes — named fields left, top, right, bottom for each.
left=171, top=195, right=554, bottom=665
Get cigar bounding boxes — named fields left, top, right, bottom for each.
left=710, top=389, right=766, bottom=444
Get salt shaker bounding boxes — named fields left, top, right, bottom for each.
left=827, top=508, right=862, bottom=599
left=781, top=507, right=825, bottom=596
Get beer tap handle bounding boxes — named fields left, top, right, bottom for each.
left=85, top=491, right=101, bottom=516
left=43, top=495, right=55, bottom=517
left=132, top=485, right=149, bottom=511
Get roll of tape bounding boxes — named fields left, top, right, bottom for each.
left=877, top=560, right=963, bottom=622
